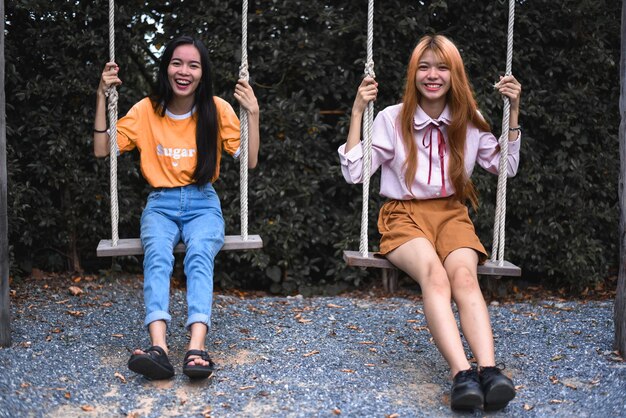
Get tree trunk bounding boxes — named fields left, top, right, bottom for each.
left=615, top=0, right=626, bottom=356
left=0, top=0, right=11, bottom=347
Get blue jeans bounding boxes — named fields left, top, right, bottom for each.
left=140, top=184, right=224, bottom=329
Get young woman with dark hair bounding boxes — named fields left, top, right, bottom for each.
left=338, top=34, right=521, bottom=411
left=93, top=35, right=260, bottom=380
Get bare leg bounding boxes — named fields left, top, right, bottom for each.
left=185, top=323, right=210, bottom=367
left=386, top=238, right=471, bottom=377
left=133, top=319, right=168, bottom=355
left=444, top=248, right=495, bottom=368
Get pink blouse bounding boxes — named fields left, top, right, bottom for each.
left=338, top=104, right=521, bottom=200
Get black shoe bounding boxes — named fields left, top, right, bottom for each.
left=182, top=349, right=215, bottom=379
left=451, top=368, right=484, bottom=411
left=479, top=366, right=516, bottom=411
left=128, top=345, right=175, bottom=380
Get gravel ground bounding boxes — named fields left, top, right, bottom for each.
left=0, top=274, right=624, bottom=418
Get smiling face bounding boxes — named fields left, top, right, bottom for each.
left=415, top=49, right=451, bottom=108
left=167, top=44, right=202, bottom=102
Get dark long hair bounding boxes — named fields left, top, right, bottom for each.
left=150, top=35, right=218, bottom=185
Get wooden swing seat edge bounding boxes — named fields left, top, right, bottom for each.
left=343, top=250, right=521, bottom=277
left=97, top=235, right=263, bottom=257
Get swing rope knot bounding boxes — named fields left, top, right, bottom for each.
left=364, top=60, right=376, bottom=79
left=106, top=87, right=118, bottom=110
left=239, top=62, right=249, bottom=82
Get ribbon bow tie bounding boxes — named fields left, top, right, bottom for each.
left=422, top=123, right=447, bottom=196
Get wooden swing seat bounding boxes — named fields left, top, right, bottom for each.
left=97, top=234, right=263, bottom=257
left=344, top=250, right=521, bottom=276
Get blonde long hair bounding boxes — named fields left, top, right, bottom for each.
left=399, top=34, right=489, bottom=208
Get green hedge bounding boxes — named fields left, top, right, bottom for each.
left=6, top=0, right=621, bottom=293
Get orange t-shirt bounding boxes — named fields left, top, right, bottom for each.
left=116, top=96, right=240, bottom=187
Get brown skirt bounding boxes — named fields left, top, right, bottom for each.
left=377, top=197, right=487, bottom=263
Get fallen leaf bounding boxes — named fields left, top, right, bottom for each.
left=66, top=310, right=84, bottom=317
left=549, top=375, right=559, bottom=384
left=549, top=399, right=565, bottom=404
left=327, top=303, right=343, bottom=309
left=332, top=407, right=341, bottom=415
left=564, top=383, right=577, bottom=390
left=341, top=369, right=355, bottom=373
left=64, top=392, right=71, bottom=399
left=126, top=413, right=140, bottom=418
left=112, top=334, right=123, bottom=338
left=358, top=341, right=375, bottom=345
left=239, top=385, right=255, bottom=390
left=202, top=405, right=212, bottom=418
left=20, top=382, right=30, bottom=388
left=364, top=363, right=375, bottom=367
left=303, top=350, right=320, bottom=357
left=523, top=404, right=534, bottom=411
left=551, top=354, right=564, bottom=361
left=81, top=405, right=95, bottom=412
left=55, top=299, right=70, bottom=304
left=386, top=414, right=400, bottom=418
left=114, top=372, right=127, bottom=384
left=31, top=268, right=45, bottom=279
left=68, top=286, right=83, bottom=296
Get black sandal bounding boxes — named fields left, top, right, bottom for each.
left=182, top=349, right=215, bottom=379
left=128, top=345, right=175, bottom=380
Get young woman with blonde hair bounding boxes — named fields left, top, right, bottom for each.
left=338, top=34, right=521, bottom=411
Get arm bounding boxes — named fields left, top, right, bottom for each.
left=93, top=62, right=122, bottom=157
left=494, top=74, right=522, bottom=141
left=234, top=79, right=260, bottom=168
left=345, top=76, right=378, bottom=152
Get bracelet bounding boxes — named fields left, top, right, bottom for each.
left=93, top=128, right=108, bottom=134
left=508, top=126, right=521, bottom=132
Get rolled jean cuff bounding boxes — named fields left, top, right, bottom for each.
left=144, top=310, right=171, bottom=328
left=186, top=313, right=211, bottom=330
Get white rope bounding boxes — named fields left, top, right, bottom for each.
left=359, top=0, right=375, bottom=257
left=491, top=0, right=515, bottom=265
left=239, top=0, right=249, bottom=241
left=107, top=0, right=119, bottom=247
